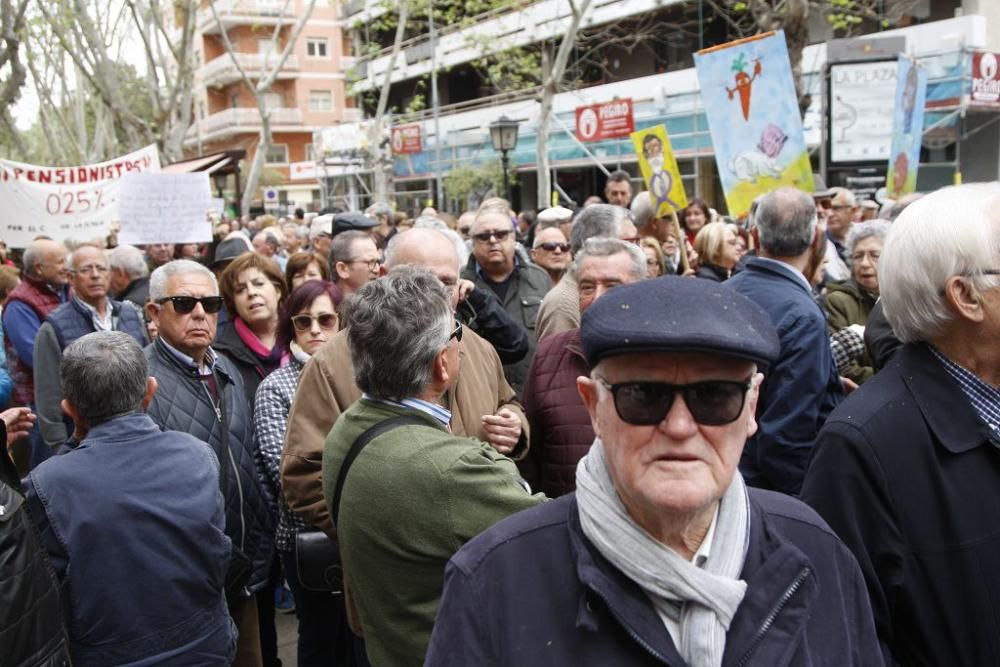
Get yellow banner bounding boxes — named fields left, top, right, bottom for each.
left=630, top=125, right=688, bottom=218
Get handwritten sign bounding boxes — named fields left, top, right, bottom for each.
left=117, top=173, right=213, bottom=245
left=0, top=144, right=160, bottom=248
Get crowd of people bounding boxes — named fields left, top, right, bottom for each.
left=1, top=172, right=998, bottom=667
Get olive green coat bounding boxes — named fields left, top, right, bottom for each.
left=824, top=279, right=878, bottom=384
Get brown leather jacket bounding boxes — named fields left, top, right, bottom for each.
left=280, top=325, right=528, bottom=537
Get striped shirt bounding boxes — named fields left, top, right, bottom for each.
left=362, top=395, right=452, bottom=428
left=930, top=346, right=1000, bottom=435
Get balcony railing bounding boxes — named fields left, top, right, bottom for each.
left=199, top=53, right=300, bottom=87
left=198, top=0, right=294, bottom=33
left=185, top=107, right=304, bottom=143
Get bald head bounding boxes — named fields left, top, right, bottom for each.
left=384, top=228, right=461, bottom=309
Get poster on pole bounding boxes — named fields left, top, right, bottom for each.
left=886, top=57, right=927, bottom=198
left=829, top=60, right=898, bottom=163
left=117, top=173, right=214, bottom=245
left=0, top=144, right=160, bottom=248
left=694, top=31, right=813, bottom=217
left=630, top=125, right=688, bottom=218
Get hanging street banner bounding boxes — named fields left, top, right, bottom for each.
left=117, top=173, right=214, bottom=245
left=887, top=57, right=928, bottom=198
left=694, top=31, right=813, bottom=217
left=970, top=51, right=1000, bottom=108
left=631, top=124, right=688, bottom=218
left=0, top=144, right=161, bottom=248
left=391, top=124, right=422, bottom=154
left=829, top=60, right=898, bottom=162
left=576, top=98, right=635, bottom=142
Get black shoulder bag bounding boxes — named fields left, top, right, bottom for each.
left=294, top=415, right=427, bottom=593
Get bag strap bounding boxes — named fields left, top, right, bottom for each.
left=332, top=415, right=430, bottom=528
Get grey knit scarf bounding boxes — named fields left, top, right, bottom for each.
left=576, top=439, right=751, bottom=667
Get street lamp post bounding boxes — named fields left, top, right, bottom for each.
left=489, top=115, right=520, bottom=204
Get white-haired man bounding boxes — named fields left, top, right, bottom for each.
left=802, top=183, right=1000, bottom=666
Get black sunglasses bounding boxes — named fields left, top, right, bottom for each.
left=291, top=313, right=338, bottom=332
left=536, top=242, right=570, bottom=253
left=156, top=296, right=224, bottom=314
left=472, top=229, right=512, bottom=243
left=448, top=321, right=463, bottom=343
left=596, top=376, right=753, bottom=426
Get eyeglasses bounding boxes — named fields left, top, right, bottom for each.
left=535, top=242, right=570, bottom=253
left=472, top=229, right=512, bottom=243
left=596, top=376, right=753, bottom=426
left=348, top=258, right=384, bottom=271
left=830, top=204, right=852, bottom=211
left=72, top=264, right=109, bottom=275
left=155, top=296, right=224, bottom=314
left=291, top=313, right=338, bottom=332
left=448, top=321, right=463, bottom=343
left=850, top=251, right=880, bottom=263
left=620, top=236, right=641, bottom=245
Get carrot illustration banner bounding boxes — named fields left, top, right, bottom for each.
left=630, top=125, right=688, bottom=218
left=694, top=31, right=813, bottom=217
left=886, top=57, right=927, bottom=198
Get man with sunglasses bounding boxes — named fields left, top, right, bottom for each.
left=33, top=244, right=148, bottom=455
left=143, top=259, right=274, bottom=667
left=530, top=227, right=571, bottom=285
left=426, top=276, right=881, bottom=666
left=463, top=201, right=551, bottom=392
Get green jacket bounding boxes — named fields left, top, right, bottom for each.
left=322, top=399, right=544, bottom=667
left=824, top=279, right=878, bottom=384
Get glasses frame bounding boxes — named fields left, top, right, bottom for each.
left=347, top=258, right=384, bottom=271
left=155, top=295, right=225, bottom=314
left=595, top=376, right=753, bottom=426
left=535, top=242, right=570, bottom=253
left=291, top=312, right=339, bottom=332
left=472, top=229, right=513, bottom=244
left=448, top=321, right=463, bottom=343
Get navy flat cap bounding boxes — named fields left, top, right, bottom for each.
left=332, top=211, right=377, bottom=237
left=580, top=276, right=780, bottom=368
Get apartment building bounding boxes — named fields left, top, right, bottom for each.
left=182, top=0, right=358, bottom=213
left=318, top=0, right=1000, bottom=214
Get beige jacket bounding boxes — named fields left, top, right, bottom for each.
left=280, top=325, right=528, bottom=537
left=536, top=273, right=580, bottom=342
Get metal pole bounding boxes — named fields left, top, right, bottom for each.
left=502, top=150, right=511, bottom=203
left=429, top=0, right=444, bottom=209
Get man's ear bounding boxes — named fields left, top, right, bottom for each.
left=577, top=376, right=603, bottom=440
left=943, top=276, right=985, bottom=323
left=145, top=301, right=160, bottom=326
left=335, top=261, right=351, bottom=281
left=142, top=377, right=158, bottom=409
left=433, top=346, right=452, bottom=387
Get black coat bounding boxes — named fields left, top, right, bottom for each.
left=802, top=343, right=1000, bottom=666
left=426, top=491, right=882, bottom=666
left=0, top=424, right=71, bottom=667
left=144, top=338, right=275, bottom=596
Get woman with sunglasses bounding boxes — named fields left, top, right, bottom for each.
left=252, top=280, right=346, bottom=666
left=215, top=253, right=289, bottom=404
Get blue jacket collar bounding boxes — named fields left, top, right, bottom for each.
left=743, top=256, right=812, bottom=294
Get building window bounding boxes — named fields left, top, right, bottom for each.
left=309, top=90, right=332, bottom=112
left=265, top=143, right=289, bottom=165
left=306, top=38, right=328, bottom=58
left=304, top=143, right=315, bottom=161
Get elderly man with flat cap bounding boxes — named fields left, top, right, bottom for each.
left=426, top=276, right=881, bottom=667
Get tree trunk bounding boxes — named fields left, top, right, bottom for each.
left=370, top=0, right=409, bottom=206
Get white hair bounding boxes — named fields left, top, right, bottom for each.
left=107, top=245, right=149, bottom=279
left=880, top=183, right=1000, bottom=343
left=148, top=259, right=218, bottom=302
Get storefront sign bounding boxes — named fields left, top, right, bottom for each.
left=829, top=60, right=898, bottom=163
left=0, top=144, right=161, bottom=248
left=576, top=98, right=634, bottom=142
left=391, top=124, right=422, bottom=154
left=970, top=51, right=1000, bottom=107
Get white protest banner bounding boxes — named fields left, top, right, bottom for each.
left=117, top=173, right=214, bottom=245
left=210, top=198, right=226, bottom=216
left=0, top=144, right=160, bottom=248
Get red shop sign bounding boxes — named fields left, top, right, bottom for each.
left=575, top=98, right=635, bottom=142
left=970, top=51, right=1000, bottom=108
left=391, top=125, right=422, bottom=154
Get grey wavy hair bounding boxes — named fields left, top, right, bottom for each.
left=570, top=204, right=630, bottom=255
left=571, top=237, right=647, bottom=282
left=149, top=259, right=218, bottom=302
left=846, top=221, right=890, bottom=264
left=61, top=331, right=148, bottom=426
left=345, top=265, right=454, bottom=400
left=880, top=183, right=1000, bottom=344
left=108, top=245, right=149, bottom=279
left=755, top=187, right=817, bottom=257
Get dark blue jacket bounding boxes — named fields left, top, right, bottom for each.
left=426, top=491, right=882, bottom=666
left=144, top=338, right=275, bottom=596
left=726, top=257, right=842, bottom=494
left=47, top=297, right=146, bottom=350
left=802, top=343, right=1000, bottom=666
left=23, top=413, right=235, bottom=666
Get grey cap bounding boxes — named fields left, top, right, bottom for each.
left=332, top=211, right=377, bottom=237
left=537, top=206, right=574, bottom=223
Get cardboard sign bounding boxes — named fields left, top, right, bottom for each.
left=970, top=51, right=1000, bottom=107
left=391, top=125, right=422, bottom=154
left=694, top=31, right=813, bottom=217
left=0, top=144, right=161, bottom=248
left=576, top=98, right=635, bottom=142
left=631, top=125, right=688, bottom=218
left=886, top=57, right=928, bottom=198
left=117, top=173, right=213, bottom=244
